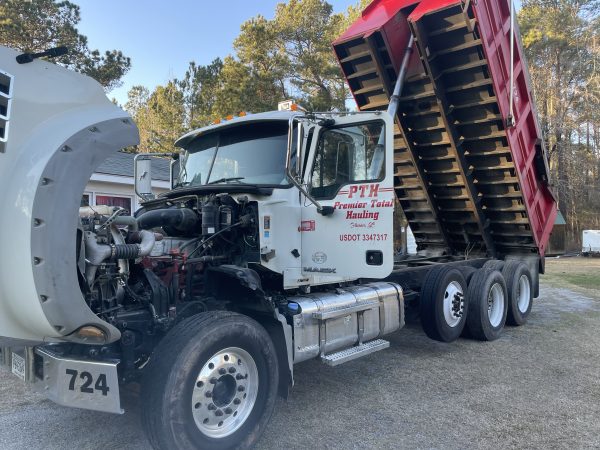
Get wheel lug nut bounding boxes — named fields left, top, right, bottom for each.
left=225, top=407, right=232, bottom=414
left=218, top=368, right=226, bottom=375
left=234, top=398, right=241, bottom=405
left=208, top=403, right=216, bottom=410
left=205, top=391, right=212, bottom=398
left=228, top=367, right=236, bottom=374
left=237, top=386, right=245, bottom=392
left=210, top=377, right=217, bottom=384
left=236, top=374, right=244, bottom=380
left=215, top=409, right=223, bottom=417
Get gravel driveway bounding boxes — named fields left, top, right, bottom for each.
left=1, top=259, right=599, bottom=449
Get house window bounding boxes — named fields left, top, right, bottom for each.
left=81, top=194, right=91, bottom=207
left=95, top=195, right=132, bottom=214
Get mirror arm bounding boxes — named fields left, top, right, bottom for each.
left=286, top=116, right=332, bottom=215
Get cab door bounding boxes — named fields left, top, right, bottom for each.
left=300, top=112, right=395, bottom=284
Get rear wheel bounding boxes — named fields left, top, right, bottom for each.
left=141, top=311, right=279, bottom=450
left=483, top=259, right=504, bottom=271
left=420, top=266, right=468, bottom=342
left=465, top=269, right=508, bottom=341
left=503, top=261, right=533, bottom=326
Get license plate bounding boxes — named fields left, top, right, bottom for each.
left=11, top=352, right=25, bottom=380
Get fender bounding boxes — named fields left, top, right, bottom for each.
left=0, top=46, right=139, bottom=343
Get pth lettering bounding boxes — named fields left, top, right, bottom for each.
left=348, top=184, right=379, bottom=199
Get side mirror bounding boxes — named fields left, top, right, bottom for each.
left=134, top=154, right=154, bottom=201
left=296, top=122, right=304, bottom=179
left=170, top=152, right=180, bottom=189
left=285, top=116, right=329, bottom=215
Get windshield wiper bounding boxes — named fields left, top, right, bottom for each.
left=207, top=177, right=246, bottom=185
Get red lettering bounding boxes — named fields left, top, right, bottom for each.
left=358, top=185, right=368, bottom=197
left=348, top=186, right=358, bottom=198
left=369, top=184, right=379, bottom=197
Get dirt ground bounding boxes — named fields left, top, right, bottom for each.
left=1, top=257, right=599, bottom=449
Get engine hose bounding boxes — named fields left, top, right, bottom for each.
left=112, top=244, right=140, bottom=260
left=137, top=208, right=199, bottom=234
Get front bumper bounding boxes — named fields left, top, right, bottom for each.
left=1, top=345, right=122, bottom=414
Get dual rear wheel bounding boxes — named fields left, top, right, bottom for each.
left=420, top=261, right=533, bottom=343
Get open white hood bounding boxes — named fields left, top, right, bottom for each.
left=0, top=46, right=139, bottom=343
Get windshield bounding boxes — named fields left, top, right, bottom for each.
left=177, top=121, right=290, bottom=187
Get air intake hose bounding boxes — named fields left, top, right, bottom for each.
left=137, top=208, right=199, bottom=235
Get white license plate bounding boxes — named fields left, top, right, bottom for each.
left=11, top=352, right=25, bottom=380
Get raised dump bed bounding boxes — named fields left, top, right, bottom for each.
left=333, top=0, right=557, bottom=258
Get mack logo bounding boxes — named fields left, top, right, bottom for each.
left=312, top=252, right=327, bottom=264
left=303, top=267, right=337, bottom=274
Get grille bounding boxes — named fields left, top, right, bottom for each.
left=0, top=70, right=14, bottom=153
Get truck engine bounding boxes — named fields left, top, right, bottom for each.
left=78, top=195, right=261, bottom=375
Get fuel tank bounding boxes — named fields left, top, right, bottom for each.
left=290, top=282, right=403, bottom=363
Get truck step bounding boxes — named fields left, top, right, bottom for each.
left=321, top=339, right=390, bottom=367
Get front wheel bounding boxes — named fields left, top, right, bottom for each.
left=141, top=311, right=279, bottom=450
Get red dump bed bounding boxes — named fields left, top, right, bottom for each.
left=334, top=0, right=557, bottom=258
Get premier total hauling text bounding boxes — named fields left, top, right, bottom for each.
left=333, top=198, right=394, bottom=221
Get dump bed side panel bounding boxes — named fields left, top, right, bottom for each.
left=469, top=0, right=558, bottom=256
left=334, top=0, right=557, bottom=258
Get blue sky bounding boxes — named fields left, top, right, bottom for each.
left=76, top=0, right=360, bottom=105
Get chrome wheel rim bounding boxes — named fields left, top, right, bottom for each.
left=517, top=274, right=531, bottom=313
left=488, top=283, right=505, bottom=327
left=191, top=347, right=259, bottom=439
left=443, top=281, right=465, bottom=327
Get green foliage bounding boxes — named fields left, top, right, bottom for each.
left=519, top=0, right=600, bottom=245
left=128, top=82, right=186, bottom=154
left=177, top=59, right=224, bottom=129
left=0, top=0, right=131, bottom=91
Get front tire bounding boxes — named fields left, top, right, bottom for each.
left=141, top=311, right=279, bottom=450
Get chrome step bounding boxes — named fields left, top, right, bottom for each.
left=321, top=339, right=390, bottom=367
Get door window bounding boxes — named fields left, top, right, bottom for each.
left=310, top=121, right=385, bottom=199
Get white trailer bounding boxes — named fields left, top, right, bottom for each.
left=582, top=230, right=600, bottom=256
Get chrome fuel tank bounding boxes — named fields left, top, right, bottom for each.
left=290, top=282, right=403, bottom=363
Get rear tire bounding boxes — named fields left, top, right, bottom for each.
left=420, top=266, right=468, bottom=342
left=457, top=266, right=477, bottom=284
left=503, top=261, right=533, bottom=326
left=465, top=269, right=508, bottom=341
left=483, top=259, right=504, bottom=271
left=141, top=311, right=279, bottom=450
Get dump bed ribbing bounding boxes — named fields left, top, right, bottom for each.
left=333, top=0, right=557, bottom=258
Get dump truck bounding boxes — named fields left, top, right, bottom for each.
left=0, top=0, right=556, bottom=448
